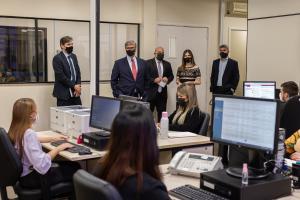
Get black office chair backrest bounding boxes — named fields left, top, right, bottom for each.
left=0, top=127, right=23, bottom=187
left=281, top=95, right=300, bottom=138
left=198, top=112, right=210, bottom=136
left=73, top=170, right=123, bottom=200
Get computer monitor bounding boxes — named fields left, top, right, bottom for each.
left=90, top=96, right=121, bottom=131
left=243, top=81, right=276, bottom=99
left=212, top=95, right=279, bottom=178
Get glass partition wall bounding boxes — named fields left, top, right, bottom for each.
left=0, top=17, right=139, bottom=83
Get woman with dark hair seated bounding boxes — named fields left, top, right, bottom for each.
left=93, top=104, right=170, bottom=200
left=169, top=84, right=204, bottom=134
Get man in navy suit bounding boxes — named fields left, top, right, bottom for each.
left=52, top=36, right=82, bottom=106
left=111, top=40, right=149, bottom=100
left=210, top=44, right=239, bottom=95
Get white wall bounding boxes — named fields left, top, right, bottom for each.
left=223, top=17, right=247, bottom=45
left=248, top=0, right=300, bottom=19
left=0, top=0, right=222, bottom=130
left=247, top=0, right=300, bottom=84
left=157, top=0, right=220, bottom=108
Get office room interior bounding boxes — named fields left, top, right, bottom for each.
left=1, top=0, right=300, bottom=199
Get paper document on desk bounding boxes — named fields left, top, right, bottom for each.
left=168, top=131, right=198, bottom=138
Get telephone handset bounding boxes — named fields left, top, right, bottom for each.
left=169, top=151, right=223, bottom=178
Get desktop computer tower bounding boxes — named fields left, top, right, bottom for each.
left=200, top=169, right=291, bottom=200
left=50, top=105, right=89, bottom=133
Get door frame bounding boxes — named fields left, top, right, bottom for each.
left=228, top=27, right=247, bottom=80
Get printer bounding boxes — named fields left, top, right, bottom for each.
left=50, top=105, right=89, bottom=133
left=65, top=110, right=100, bottom=139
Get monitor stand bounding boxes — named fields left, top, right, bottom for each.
left=226, top=167, right=270, bottom=179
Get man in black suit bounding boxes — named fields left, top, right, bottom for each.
left=210, top=44, right=239, bottom=95
left=52, top=36, right=82, bottom=106
left=147, top=47, right=174, bottom=121
left=111, top=40, right=149, bottom=99
left=210, top=44, right=240, bottom=167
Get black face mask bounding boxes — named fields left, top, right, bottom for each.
left=65, top=46, right=73, bottom=54
left=184, top=57, right=192, bottom=63
left=156, top=53, right=164, bottom=61
left=126, top=50, right=136, bottom=57
left=177, top=98, right=187, bottom=107
left=220, top=52, right=228, bottom=59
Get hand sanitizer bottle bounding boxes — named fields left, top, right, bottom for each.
left=242, top=163, right=249, bottom=186
left=160, top=112, right=169, bottom=139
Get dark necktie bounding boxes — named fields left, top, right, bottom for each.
left=68, top=55, right=76, bottom=81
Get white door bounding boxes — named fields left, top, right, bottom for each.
left=157, top=25, right=209, bottom=113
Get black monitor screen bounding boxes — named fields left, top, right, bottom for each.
left=211, top=95, right=279, bottom=154
left=90, top=96, right=121, bottom=131
left=243, top=81, right=276, bottom=99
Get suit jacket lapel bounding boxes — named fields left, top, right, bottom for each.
left=223, top=58, right=231, bottom=79
left=123, top=57, right=135, bottom=80
left=136, top=58, right=142, bottom=79
left=215, top=59, right=220, bottom=81
left=153, top=59, right=159, bottom=77
left=60, top=52, right=71, bottom=75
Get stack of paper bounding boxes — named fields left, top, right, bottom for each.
left=168, top=131, right=198, bottom=138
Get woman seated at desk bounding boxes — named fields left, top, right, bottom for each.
left=169, top=84, right=204, bottom=134
left=93, top=104, right=170, bottom=200
left=8, top=98, right=80, bottom=189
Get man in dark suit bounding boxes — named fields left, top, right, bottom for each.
left=52, top=36, right=82, bottom=106
left=210, top=44, right=240, bottom=167
left=147, top=47, right=174, bottom=121
left=111, top=40, right=149, bottom=99
left=210, top=44, right=240, bottom=95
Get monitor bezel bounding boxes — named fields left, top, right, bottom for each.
left=211, top=94, right=280, bottom=155
left=243, top=81, right=276, bottom=99
left=89, top=95, right=121, bottom=131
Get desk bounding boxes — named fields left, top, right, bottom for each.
left=38, top=130, right=212, bottom=162
left=161, top=165, right=300, bottom=200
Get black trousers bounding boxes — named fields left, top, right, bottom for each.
left=57, top=97, right=82, bottom=106
left=150, top=92, right=167, bottom=122
left=213, top=86, right=233, bottom=95
left=20, top=161, right=81, bottom=189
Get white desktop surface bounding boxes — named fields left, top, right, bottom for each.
left=38, top=130, right=105, bottom=161
left=160, top=165, right=300, bottom=200
left=38, top=130, right=212, bottom=161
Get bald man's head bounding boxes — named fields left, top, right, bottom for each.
left=154, top=47, right=164, bottom=61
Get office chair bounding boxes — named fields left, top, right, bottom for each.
left=73, top=169, right=123, bottom=200
left=0, top=127, right=74, bottom=200
left=280, top=95, right=300, bottom=139
left=198, top=112, right=210, bottom=136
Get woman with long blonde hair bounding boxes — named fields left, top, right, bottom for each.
left=169, top=84, right=204, bottom=134
left=8, top=98, right=80, bottom=189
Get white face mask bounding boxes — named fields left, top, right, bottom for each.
left=32, top=113, right=39, bottom=125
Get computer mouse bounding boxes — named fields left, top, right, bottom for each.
left=79, top=150, right=92, bottom=155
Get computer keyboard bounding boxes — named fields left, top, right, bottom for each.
left=50, top=140, right=92, bottom=155
left=169, top=184, right=228, bottom=200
